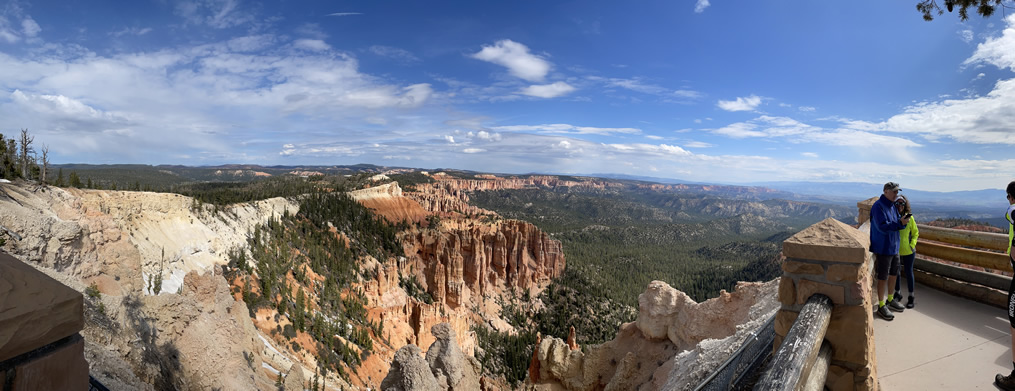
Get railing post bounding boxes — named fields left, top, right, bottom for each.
left=857, top=197, right=876, bottom=226
left=776, top=217, right=878, bottom=391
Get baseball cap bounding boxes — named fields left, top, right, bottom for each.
left=884, top=182, right=901, bottom=192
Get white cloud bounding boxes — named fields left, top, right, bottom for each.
left=711, top=115, right=921, bottom=149
left=492, top=123, right=641, bottom=135
left=520, top=82, right=575, bottom=98
left=717, top=95, right=762, bottom=111
left=21, top=17, right=40, bottom=38
left=443, top=135, right=456, bottom=144
left=799, top=106, right=816, bottom=112
left=175, top=0, right=253, bottom=29
left=596, top=77, right=702, bottom=100
left=476, top=131, right=502, bottom=141
left=959, top=29, right=974, bottom=43
left=327, top=12, right=363, bottom=17
left=463, top=148, right=485, bottom=153
left=695, top=0, right=711, bottom=13
left=673, top=89, right=702, bottom=99
left=801, top=152, right=819, bottom=158
left=110, top=27, right=154, bottom=37
left=645, top=135, right=664, bottom=140
left=294, top=39, right=331, bottom=51
left=964, top=14, right=1015, bottom=71
left=684, top=141, right=713, bottom=148
left=370, top=45, right=420, bottom=63
left=471, top=40, right=551, bottom=82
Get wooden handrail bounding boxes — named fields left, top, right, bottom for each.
left=754, top=294, right=833, bottom=391
left=918, top=224, right=1008, bottom=252
left=918, top=241, right=1012, bottom=272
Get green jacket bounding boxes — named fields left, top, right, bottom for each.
left=899, top=216, right=919, bottom=256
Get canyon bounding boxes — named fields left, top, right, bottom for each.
left=0, top=171, right=781, bottom=390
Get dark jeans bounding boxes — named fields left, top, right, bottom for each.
left=894, top=253, right=915, bottom=295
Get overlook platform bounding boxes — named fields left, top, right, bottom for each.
left=875, top=281, right=1011, bottom=390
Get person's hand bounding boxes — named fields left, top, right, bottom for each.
left=901, top=216, right=910, bottom=225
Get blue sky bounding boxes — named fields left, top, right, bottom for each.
left=1, top=0, right=1014, bottom=191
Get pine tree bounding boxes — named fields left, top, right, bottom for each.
left=295, top=288, right=306, bottom=332
left=69, top=171, right=82, bottom=188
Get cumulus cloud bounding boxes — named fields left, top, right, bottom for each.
left=695, top=0, right=711, bottom=13
left=492, top=123, right=641, bottom=135
left=964, top=14, right=1015, bottom=71
left=520, top=82, right=575, bottom=98
left=717, top=95, right=762, bottom=111
left=463, top=148, right=485, bottom=153
left=471, top=39, right=551, bottom=82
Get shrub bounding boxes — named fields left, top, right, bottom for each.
left=86, top=283, right=101, bottom=299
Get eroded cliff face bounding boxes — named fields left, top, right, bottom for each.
left=0, top=183, right=312, bottom=390
left=406, top=174, right=618, bottom=216
left=0, top=184, right=297, bottom=296
left=529, top=279, right=779, bottom=391
left=347, top=178, right=565, bottom=389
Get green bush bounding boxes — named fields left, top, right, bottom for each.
left=86, top=283, right=101, bottom=299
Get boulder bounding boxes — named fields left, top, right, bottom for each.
left=381, top=344, right=440, bottom=391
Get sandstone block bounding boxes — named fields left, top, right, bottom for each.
left=0, top=253, right=84, bottom=362
left=827, top=264, right=863, bottom=283
left=826, top=365, right=853, bottom=391
left=824, top=305, right=875, bottom=369
left=796, top=279, right=845, bottom=306
left=783, top=218, right=869, bottom=264
left=775, top=310, right=797, bottom=339
left=782, top=259, right=825, bottom=275
left=8, top=335, right=87, bottom=391
left=778, top=277, right=796, bottom=307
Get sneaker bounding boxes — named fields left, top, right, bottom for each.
left=906, top=296, right=915, bottom=309
left=876, top=305, right=895, bottom=321
left=888, top=299, right=905, bottom=312
left=996, top=373, right=1015, bottom=391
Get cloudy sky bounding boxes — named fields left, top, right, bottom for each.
left=1, top=1, right=1014, bottom=191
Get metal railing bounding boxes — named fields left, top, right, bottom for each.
left=692, top=314, right=776, bottom=391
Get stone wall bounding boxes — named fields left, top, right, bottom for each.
left=857, top=197, right=877, bottom=226
left=776, top=218, right=878, bottom=391
left=0, top=251, right=88, bottom=390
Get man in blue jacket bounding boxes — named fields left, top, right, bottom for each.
left=870, top=182, right=910, bottom=320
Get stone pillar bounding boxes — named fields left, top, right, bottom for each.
left=857, top=197, right=877, bottom=226
left=777, top=218, right=877, bottom=391
left=0, top=252, right=88, bottom=390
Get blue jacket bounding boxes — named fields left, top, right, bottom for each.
left=870, top=195, right=904, bottom=255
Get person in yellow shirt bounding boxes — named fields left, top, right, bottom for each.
left=995, top=181, right=1015, bottom=391
left=892, top=195, right=919, bottom=309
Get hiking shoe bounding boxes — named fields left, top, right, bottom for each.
left=888, top=299, right=905, bottom=312
left=876, top=305, right=895, bottom=321
left=906, top=296, right=915, bottom=309
left=996, top=373, right=1015, bottom=391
